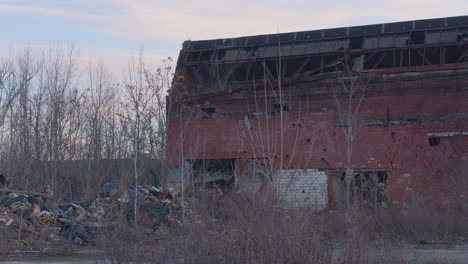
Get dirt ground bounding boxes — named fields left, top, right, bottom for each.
left=408, top=243, right=468, bottom=263
left=0, top=244, right=467, bottom=264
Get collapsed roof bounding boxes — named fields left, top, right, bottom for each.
left=171, top=15, right=468, bottom=99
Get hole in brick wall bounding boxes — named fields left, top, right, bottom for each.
left=323, top=148, right=327, bottom=152
left=429, top=137, right=440, bottom=146
left=201, top=107, right=216, bottom=118
left=191, top=159, right=235, bottom=191
left=286, top=154, right=290, bottom=158
left=306, top=138, right=311, bottom=142
left=271, top=103, right=289, bottom=114
left=292, top=122, right=302, bottom=128
left=302, top=190, right=305, bottom=193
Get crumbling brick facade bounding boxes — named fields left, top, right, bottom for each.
left=167, top=16, right=468, bottom=209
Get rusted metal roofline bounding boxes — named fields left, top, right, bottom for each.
left=183, top=15, right=468, bottom=51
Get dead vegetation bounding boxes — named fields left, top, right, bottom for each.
left=96, top=188, right=467, bottom=264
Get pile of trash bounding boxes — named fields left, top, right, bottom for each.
left=0, top=182, right=183, bottom=249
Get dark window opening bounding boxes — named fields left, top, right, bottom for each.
left=188, top=65, right=210, bottom=84
left=186, top=52, right=197, bottom=62
left=445, top=45, right=462, bottom=64
left=272, top=103, right=289, bottom=114
left=410, top=49, right=424, bottom=66
left=201, top=107, right=216, bottom=118
left=247, top=61, right=265, bottom=81
left=409, top=31, right=425, bottom=45
left=229, top=63, right=248, bottom=81
left=291, top=56, right=322, bottom=77
left=265, top=60, right=279, bottom=79
left=429, top=137, right=440, bottom=146
left=364, top=52, right=383, bottom=69
left=191, top=159, right=235, bottom=190
left=322, top=55, right=341, bottom=73
left=350, top=37, right=364, bottom=49
left=380, top=52, right=396, bottom=68
left=199, top=51, right=213, bottom=61
left=425, top=47, right=441, bottom=64
left=364, top=52, right=397, bottom=69
left=400, top=50, right=410, bottom=67
left=334, top=171, right=388, bottom=209
left=216, top=49, right=227, bottom=60
left=292, top=122, right=302, bottom=128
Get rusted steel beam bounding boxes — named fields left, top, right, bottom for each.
left=293, top=57, right=312, bottom=77
left=372, top=53, right=387, bottom=69
left=181, top=42, right=468, bottom=66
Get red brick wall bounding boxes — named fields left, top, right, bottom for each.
left=167, top=71, right=468, bottom=207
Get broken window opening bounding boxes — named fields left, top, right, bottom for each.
left=409, top=31, right=425, bottom=45
left=199, top=51, right=214, bottom=61
left=410, top=49, right=424, bottom=66
left=216, top=49, right=227, bottom=60
left=425, top=47, right=441, bottom=64
left=334, top=171, right=388, bottom=209
left=445, top=45, right=463, bottom=64
left=201, top=107, right=216, bottom=118
left=292, top=122, right=302, bottom=128
left=271, top=103, right=289, bottom=114
left=191, top=159, right=235, bottom=191
left=350, top=37, right=364, bottom=49
left=429, top=137, right=441, bottom=146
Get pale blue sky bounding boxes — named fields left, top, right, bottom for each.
left=1, top=0, right=467, bottom=75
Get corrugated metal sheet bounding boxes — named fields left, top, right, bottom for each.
left=426, top=30, right=458, bottom=44
left=223, top=49, right=251, bottom=61
left=184, top=16, right=468, bottom=51
left=222, top=40, right=350, bottom=61
left=363, top=34, right=408, bottom=49
left=304, top=42, right=322, bottom=54
left=216, top=26, right=466, bottom=62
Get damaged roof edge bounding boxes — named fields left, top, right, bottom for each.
left=183, top=15, right=468, bottom=51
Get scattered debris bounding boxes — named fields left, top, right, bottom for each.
left=0, top=182, right=183, bottom=251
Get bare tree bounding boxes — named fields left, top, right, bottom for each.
left=121, top=52, right=172, bottom=227
left=330, top=57, right=367, bottom=209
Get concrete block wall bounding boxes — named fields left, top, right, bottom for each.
left=277, top=169, right=328, bottom=210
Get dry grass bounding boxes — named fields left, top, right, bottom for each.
left=95, top=189, right=467, bottom=264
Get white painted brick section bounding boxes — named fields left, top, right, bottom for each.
left=277, top=169, right=328, bottom=210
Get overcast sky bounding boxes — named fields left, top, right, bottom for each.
left=1, top=0, right=467, bottom=76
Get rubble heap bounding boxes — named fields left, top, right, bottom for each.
left=0, top=182, right=183, bottom=249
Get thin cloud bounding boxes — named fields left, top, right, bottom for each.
left=1, top=0, right=467, bottom=41
left=1, top=0, right=467, bottom=77
left=0, top=4, right=104, bottom=21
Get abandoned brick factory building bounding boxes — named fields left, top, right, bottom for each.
left=166, top=16, right=468, bottom=210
